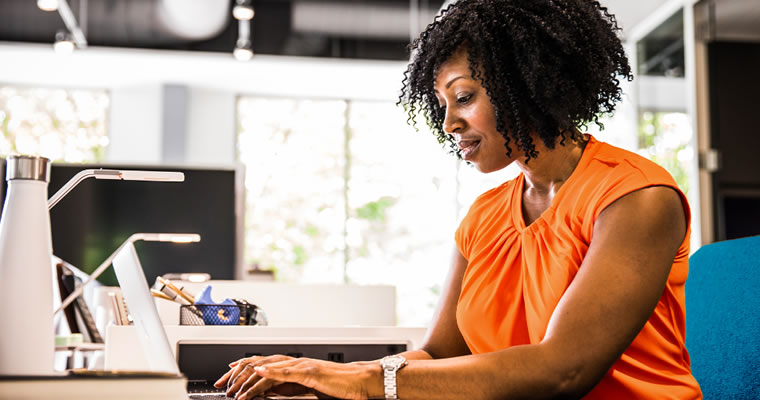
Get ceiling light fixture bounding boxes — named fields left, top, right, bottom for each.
left=53, top=30, right=74, bottom=54
left=233, top=8, right=254, bottom=61
left=37, top=0, right=59, bottom=12
left=234, top=38, right=253, bottom=61
left=233, top=0, right=255, bottom=21
left=54, top=0, right=88, bottom=50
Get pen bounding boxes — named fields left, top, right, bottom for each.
left=151, top=289, right=175, bottom=302
left=157, top=276, right=196, bottom=304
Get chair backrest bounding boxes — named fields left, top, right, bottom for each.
left=686, top=235, right=760, bottom=399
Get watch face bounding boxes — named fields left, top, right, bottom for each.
left=382, top=355, right=406, bottom=369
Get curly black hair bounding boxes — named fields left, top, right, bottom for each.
left=399, top=0, right=633, bottom=161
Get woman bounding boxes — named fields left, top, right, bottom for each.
left=214, top=0, right=702, bottom=398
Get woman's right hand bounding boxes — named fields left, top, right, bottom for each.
left=214, top=354, right=311, bottom=398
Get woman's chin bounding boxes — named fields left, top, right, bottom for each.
left=472, top=160, right=512, bottom=174
left=473, top=163, right=495, bottom=173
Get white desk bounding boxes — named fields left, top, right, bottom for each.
left=106, top=325, right=427, bottom=371
left=155, top=281, right=399, bottom=327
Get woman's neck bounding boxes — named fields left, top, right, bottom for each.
left=516, top=136, right=587, bottom=196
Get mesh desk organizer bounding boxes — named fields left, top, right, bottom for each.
left=179, top=301, right=266, bottom=326
left=178, top=285, right=267, bottom=326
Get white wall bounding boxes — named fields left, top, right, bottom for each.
left=638, top=76, right=687, bottom=112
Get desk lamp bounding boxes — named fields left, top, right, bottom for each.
left=55, top=233, right=201, bottom=316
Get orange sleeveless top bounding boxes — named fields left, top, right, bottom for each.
left=455, top=136, right=702, bottom=399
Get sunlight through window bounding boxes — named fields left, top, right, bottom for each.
left=0, top=86, right=109, bottom=163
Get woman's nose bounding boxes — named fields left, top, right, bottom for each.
left=443, top=108, right=463, bottom=135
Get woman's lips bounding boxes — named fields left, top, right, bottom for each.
left=458, top=139, right=481, bottom=160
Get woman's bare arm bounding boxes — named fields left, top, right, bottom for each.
left=387, top=185, right=688, bottom=399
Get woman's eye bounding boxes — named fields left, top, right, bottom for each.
left=456, top=94, right=472, bottom=104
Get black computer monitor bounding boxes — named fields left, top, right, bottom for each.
left=0, top=162, right=244, bottom=286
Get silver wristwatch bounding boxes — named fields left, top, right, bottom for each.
left=380, top=355, right=407, bottom=399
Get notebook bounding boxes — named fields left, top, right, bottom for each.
left=112, top=242, right=316, bottom=400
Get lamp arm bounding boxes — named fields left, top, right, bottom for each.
left=47, top=169, right=121, bottom=210
left=47, top=169, right=183, bottom=210
left=53, top=234, right=144, bottom=316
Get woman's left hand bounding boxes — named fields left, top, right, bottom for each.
left=237, top=357, right=381, bottom=400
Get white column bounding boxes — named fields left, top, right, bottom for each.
left=107, top=84, right=163, bottom=164
left=185, top=87, right=236, bottom=165
left=161, top=84, right=189, bottom=164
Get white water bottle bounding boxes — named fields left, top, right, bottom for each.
left=0, top=155, right=55, bottom=375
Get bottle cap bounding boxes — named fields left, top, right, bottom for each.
left=5, top=155, right=51, bottom=182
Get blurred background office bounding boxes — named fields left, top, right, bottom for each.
left=0, top=0, right=758, bottom=327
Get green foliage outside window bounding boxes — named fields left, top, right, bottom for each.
left=355, top=197, right=396, bottom=222
left=0, top=86, right=109, bottom=162
left=638, top=111, right=692, bottom=195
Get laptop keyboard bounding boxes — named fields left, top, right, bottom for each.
left=187, top=380, right=233, bottom=399
left=186, top=380, right=320, bottom=399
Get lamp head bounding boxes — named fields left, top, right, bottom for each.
left=135, top=233, right=201, bottom=244
left=91, top=170, right=185, bottom=182
left=37, top=0, right=59, bottom=12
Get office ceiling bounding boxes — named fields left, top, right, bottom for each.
left=598, top=0, right=760, bottom=42
left=709, top=0, right=760, bottom=41
left=0, top=0, right=757, bottom=61
left=0, top=0, right=447, bottom=60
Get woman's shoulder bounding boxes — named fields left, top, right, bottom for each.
left=568, top=136, right=687, bottom=223
left=586, top=137, right=675, bottom=184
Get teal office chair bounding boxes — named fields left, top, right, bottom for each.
left=685, top=235, right=760, bottom=399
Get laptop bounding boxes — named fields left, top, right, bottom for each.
left=112, top=241, right=316, bottom=400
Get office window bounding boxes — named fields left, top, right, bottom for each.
left=238, top=96, right=515, bottom=325
left=634, top=7, right=702, bottom=250
left=238, top=97, right=347, bottom=283
left=635, top=9, right=692, bottom=195
left=0, top=86, right=109, bottom=162
left=638, top=111, right=693, bottom=194
left=344, top=101, right=459, bottom=325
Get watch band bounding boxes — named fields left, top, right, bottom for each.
left=381, top=355, right=407, bottom=399
left=384, top=370, right=399, bottom=399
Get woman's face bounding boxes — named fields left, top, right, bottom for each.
left=434, top=49, right=515, bottom=173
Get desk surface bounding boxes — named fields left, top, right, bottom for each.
left=0, top=373, right=187, bottom=400
left=0, top=374, right=320, bottom=400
